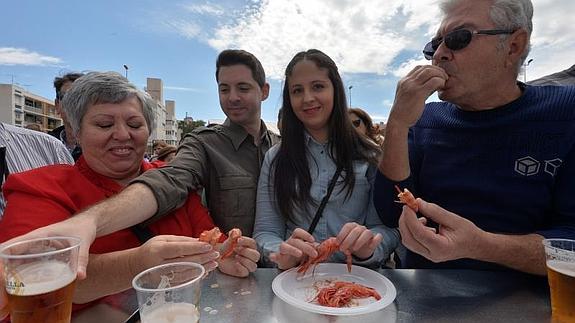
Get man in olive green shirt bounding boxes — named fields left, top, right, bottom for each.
left=136, top=118, right=277, bottom=235
left=132, top=49, right=279, bottom=236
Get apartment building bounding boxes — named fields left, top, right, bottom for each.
left=0, top=84, right=62, bottom=131
left=144, top=78, right=184, bottom=150
left=145, top=78, right=167, bottom=145
left=165, top=100, right=178, bottom=146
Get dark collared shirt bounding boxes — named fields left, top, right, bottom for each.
left=134, top=119, right=280, bottom=236
left=48, top=125, right=82, bottom=161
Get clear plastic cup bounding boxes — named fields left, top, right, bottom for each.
left=542, top=239, right=575, bottom=322
left=0, top=236, right=80, bottom=323
left=132, top=262, right=205, bottom=323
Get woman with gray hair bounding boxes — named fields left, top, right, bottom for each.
left=0, top=72, right=259, bottom=309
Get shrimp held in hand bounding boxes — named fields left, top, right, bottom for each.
left=199, top=228, right=242, bottom=260
left=199, top=227, right=222, bottom=246
left=297, top=237, right=352, bottom=275
left=395, top=185, right=418, bottom=212
left=220, top=228, right=241, bottom=259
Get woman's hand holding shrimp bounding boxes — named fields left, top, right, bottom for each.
left=218, top=236, right=260, bottom=277
left=337, top=222, right=383, bottom=260
left=270, top=228, right=317, bottom=270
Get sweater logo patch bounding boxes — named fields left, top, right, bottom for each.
left=514, top=156, right=563, bottom=177
left=544, top=158, right=563, bottom=176
left=515, top=156, right=539, bottom=176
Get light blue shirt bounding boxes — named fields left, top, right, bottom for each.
left=253, top=134, right=399, bottom=268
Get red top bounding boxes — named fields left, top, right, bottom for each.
left=0, top=156, right=215, bottom=252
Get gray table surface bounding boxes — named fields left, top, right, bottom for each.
left=72, top=268, right=551, bottom=323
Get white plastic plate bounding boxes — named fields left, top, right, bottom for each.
left=271, top=263, right=396, bottom=316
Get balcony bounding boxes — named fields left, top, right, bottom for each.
left=23, top=104, right=44, bottom=114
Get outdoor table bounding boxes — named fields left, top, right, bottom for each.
left=72, top=268, right=551, bottom=322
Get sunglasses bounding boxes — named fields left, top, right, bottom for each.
left=423, top=28, right=515, bottom=60
left=352, top=119, right=362, bottom=128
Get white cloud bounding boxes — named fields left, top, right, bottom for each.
left=164, top=85, right=202, bottom=92
left=524, top=0, right=575, bottom=80
left=182, top=3, right=224, bottom=16
left=530, top=0, right=575, bottom=49
left=164, top=20, right=202, bottom=39
left=0, top=47, right=62, bottom=66
left=166, top=0, right=574, bottom=81
left=206, top=0, right=441, bottom=79
left=392, top=56, right=429, bottom=77
left=381, top=99, right=393, bottom=108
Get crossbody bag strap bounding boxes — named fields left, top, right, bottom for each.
left=307, top=166, right=343, bottom=235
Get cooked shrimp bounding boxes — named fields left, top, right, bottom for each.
left=199, top=227, right=222, bottom=246
left=395, top=185, right=419, bottom=212
left=315, top=281, right=381, bottom=307
left=220, top=228, right=241, bottom=259
left=297, top=237, right=352, bottom=276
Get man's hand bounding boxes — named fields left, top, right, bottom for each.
left=270, top=228, right=317, bottom=270
left=379, top=65, right=449, bottom=181
left=217, top=236, right=260, bottom=277
left=131, top=235, right=219, bottom=276
left=388, top=65, right=448, bottom=129
left=398, top=198, right=485, bottom=263
left=336, top=222, right=382, bottom=260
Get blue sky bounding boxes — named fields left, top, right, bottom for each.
left=1, top=0, right=573, bottom=124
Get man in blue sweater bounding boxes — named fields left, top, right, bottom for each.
left=374, top=0, right=575, bottom=275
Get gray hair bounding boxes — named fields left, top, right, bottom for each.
left=440, top=0, right=533, bottom=73
left=61, top=71, right=157, bottom=138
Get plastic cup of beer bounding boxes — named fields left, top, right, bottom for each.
left=543, top=239, right=575, bottom=322
left=0, top=236, right=80, bottom=323
left=132, top=262, right=205, bottom=323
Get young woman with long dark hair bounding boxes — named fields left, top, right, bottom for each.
left=253, top=49, right=399, bottom=270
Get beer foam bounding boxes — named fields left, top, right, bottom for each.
left=547, top=260, right=575, bottom=278
left=6, top=261, right=75, bottom=296
left=142, top=303, right=199, bottom=323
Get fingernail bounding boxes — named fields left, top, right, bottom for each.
left=202, top=244, right=213, bottom=251
left=212, top=251, right=220, bottom=258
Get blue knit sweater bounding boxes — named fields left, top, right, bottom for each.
left=374, top=84, right=575, bottom=270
